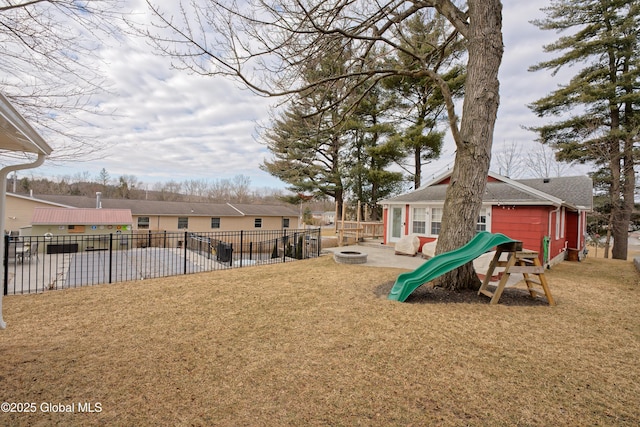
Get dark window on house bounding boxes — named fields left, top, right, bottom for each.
left=211, top=217, right=221, bottom=229
left=282, top=218, right=290, bottom=228
left=138, top=217, right=150, bottom=229
left=178, top=217, right=189, bottom=229
left=254, top=218, right=262, bottom=228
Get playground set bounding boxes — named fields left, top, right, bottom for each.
left=388, top=231, right=555, bottom=305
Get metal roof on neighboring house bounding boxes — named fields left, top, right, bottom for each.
left=380, top=172, right=593, bottom=211
left=27, top=195, right=299, bottom=217
left=31, top=208, right=133, bottom=225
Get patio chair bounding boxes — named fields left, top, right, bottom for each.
left=23, top=242, right=38, bottom=263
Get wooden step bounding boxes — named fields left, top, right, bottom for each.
left=478, top=289, right=494, bottom=298
left=508, top=265, right=545, bottom=274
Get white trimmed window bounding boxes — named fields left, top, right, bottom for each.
left=431, top=208, right=443, bottom=235
left=477, top=208, right=488, bottom=232
left=412, top=207, right=427, bottom=234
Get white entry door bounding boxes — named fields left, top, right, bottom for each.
left=389, top=206, right=404, bottom=243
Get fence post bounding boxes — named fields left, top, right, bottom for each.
left=282, top=231, right=287, bottom=263
left=3, top=235, right=9, bottom=296
left=108, top=233, right=113, bottom=284
left=239, top=230, right=243, bottom=268
left=183, top=231, right=188, bottom=274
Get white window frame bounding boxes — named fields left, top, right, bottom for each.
left=430, top=207, right=443, bottom=236
left=477, top=207, right=489, bottom=232
left=411, top=207, right=427, bottom=234
left=556, top=207, right=565, bottom=240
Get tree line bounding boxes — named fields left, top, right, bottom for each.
left=7, top=169, right=295, bottom=205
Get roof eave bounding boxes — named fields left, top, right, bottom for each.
left=0, top=92, right=53, bottom=155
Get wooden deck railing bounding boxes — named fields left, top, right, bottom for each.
left=337, top=221, right=384, bottom=245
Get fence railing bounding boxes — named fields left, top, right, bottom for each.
left=3, top=228, right=321, bottom=295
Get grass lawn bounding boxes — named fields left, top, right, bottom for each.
left=0, top=253, right=639, bottom=426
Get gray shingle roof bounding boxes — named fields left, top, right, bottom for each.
left=32, top=195, right=299, bottom=217
left=516, top=176, right=593, bottom=209
left=381, top=174, right=592, bottom=210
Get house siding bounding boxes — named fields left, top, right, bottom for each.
left=566, top=212, right=579, bottom=249
left=133, top=215, right=297, bottom=232
left=491, top=206, right=549, bottom=256
left=5, top=196, right=67, bottom=232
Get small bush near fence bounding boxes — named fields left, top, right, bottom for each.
left=3, top=228, right=321, bottom=295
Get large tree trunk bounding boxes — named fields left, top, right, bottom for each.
left=435, top=0, right=503, bottom=291
left=612, top=135, right=634, bottom=260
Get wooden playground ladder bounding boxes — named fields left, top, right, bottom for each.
left=478, top=241, right=556, bottom=306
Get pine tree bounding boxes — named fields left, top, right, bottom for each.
left=383, top=11, right=466, bottom=188
left=528, top=0, right=639, bottom=260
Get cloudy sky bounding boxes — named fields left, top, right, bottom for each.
left=26, top=0, right=586, bottom=190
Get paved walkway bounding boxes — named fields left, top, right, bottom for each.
left=324, top=243, right=425, bottom=269
left=324, top=242, right=525, bottom=286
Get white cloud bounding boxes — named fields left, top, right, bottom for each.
left=31, top=1, right=589, bottom=190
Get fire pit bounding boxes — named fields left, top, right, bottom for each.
left=333, top=250, right=368, bottom=264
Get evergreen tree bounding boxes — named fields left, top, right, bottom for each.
left=383, top=11, right=466, bottom=188
left=343, top=80, right=405, bottom=221
left=528, top=0, right=640, bottom=259
left=261, top=47, right=355, bottom=216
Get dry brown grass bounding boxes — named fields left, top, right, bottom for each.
left=1, top=254, right=639, bottom=426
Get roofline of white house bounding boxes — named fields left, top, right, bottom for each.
left=0, top=92, right=52, bottom=155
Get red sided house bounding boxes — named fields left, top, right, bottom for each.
left=378, top=171, right=593, bottom=266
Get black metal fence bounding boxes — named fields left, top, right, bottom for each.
left=3, top=228, right=321, bottom=295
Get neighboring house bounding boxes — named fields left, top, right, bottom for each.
left=4, top=192, right=70, bottom=233
left=31, top=207, right=134, bottom=237
left=378, top=171, right=593, bottom=265
left=30, top=207, right=133, bottom=252
left=6, top=193, right=300, bottom=234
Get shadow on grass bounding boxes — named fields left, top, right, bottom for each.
left=375, top=281, right=551, bottom=306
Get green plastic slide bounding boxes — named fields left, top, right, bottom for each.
left=388, top=231, right=518, bottom=302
